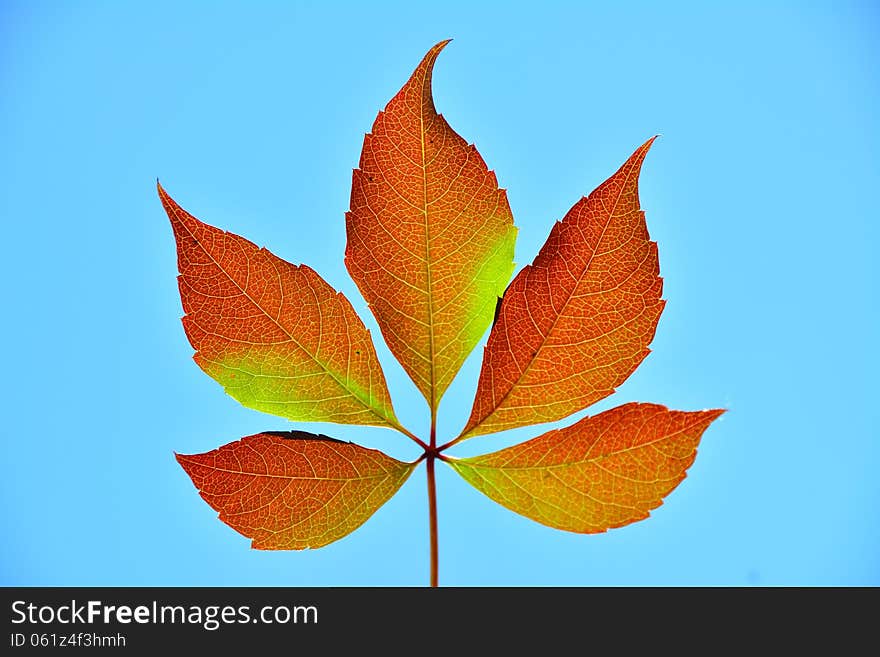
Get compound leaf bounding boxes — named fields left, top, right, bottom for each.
left=163, top=41, right=725, bottom=581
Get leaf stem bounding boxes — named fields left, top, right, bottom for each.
left=436, top=435, right=462, bottom=452
left=426, top=453, right=438, bottom=588
left=427, top=410, right=439, bottom=587
left=392, top=421, right=430, bottom=451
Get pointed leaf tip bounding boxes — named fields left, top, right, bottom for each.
left=640, top=134, right=657, bottom=153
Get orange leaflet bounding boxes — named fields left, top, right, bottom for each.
left=177, top=432, right=415, bottom=549
left=450, top=403, right=724, bottom=533
left=459, top=139, right=664, bottom=439
left=346, top=40, right=518, bottom=414
left=159, top=184, right=403, bottom=430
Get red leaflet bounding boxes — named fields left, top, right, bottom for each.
left=177, top=432, right=415, bottom=549
left=459, top=139, right=665, bottom=439
left=160, top=184, right=402, bottom=430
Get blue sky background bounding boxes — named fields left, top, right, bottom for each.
left=1, top=1, right=877, bottom=586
